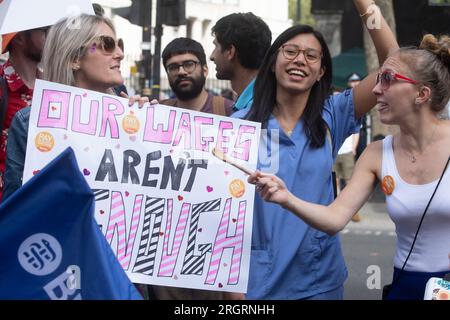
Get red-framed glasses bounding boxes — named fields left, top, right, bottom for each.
left=376, top=70, right=418, bottom=90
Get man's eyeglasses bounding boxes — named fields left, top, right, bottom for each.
left=89, top=35, right=120, bottom=55
left=280, top=44, right=322, bottom=64
left=376, top=70, right=418, bottom=90
left=166, top=60, right=200, bottom=75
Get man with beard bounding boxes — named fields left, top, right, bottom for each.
left=161, top=37, right=233, bottom=117
left=151, top=37, right=235, bottom=300
left=210, top=13, right=271, bottom=112
left=0, top=27, right=48, bottom=200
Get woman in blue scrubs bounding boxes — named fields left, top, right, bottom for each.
left=249, top=33, right=450, bottom=300
left=233, top=0, right=399, bottom=299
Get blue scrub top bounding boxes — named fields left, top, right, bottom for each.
left=233, top=79, right=255, bottom=111
left=233, top=88, right=360, bottom=299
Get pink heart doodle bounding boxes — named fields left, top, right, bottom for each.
left=83, top=169, right=90, bottom=176
left=206, top=186, right=213, bottom=193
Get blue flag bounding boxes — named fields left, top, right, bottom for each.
left=0, top=148, right=142, bottom=300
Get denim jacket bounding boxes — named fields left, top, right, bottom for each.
left=3, top=106, right=30, bottom=200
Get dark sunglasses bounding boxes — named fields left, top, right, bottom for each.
left=89, top=35, right=120, bottom=55
left=376, top=70, right=418, bottom=90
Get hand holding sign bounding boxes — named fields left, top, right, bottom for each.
left=23, top=80, right=261, bottom=293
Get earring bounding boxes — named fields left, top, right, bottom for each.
left=72, top=65, right=80, bottom=71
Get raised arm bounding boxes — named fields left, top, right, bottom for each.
left=352, top=0, right=399, bottom=118
left=249, top=141, right=382, bottom=235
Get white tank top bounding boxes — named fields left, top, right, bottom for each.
left=382, top=135, right=450, bottom=272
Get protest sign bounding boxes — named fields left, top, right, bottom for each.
left=23, top=80, right=261, bottom=293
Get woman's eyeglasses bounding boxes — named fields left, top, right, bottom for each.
left=166, top=60, right=200, bottom=75
left=376, top=70, right=418, bottom=90
left=280, top=44, right=322, bottom=64
left=89, top=35, right=120, bottom=55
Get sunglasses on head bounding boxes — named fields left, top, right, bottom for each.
left=376, top=70, right=418, bottom=90
left=89, top=35, right=120, bottom=55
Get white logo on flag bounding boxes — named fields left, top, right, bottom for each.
left=18, top=233, right=62, bottom=276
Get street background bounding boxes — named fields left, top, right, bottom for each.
left=342, top=189, right=396, bottom=300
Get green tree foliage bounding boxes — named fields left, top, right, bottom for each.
left=288, top=0, right=316, bottom=26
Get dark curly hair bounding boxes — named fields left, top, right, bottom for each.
left=211, top=12, right=272, bottom=70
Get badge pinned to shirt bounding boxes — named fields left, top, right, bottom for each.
left=381, top=175, right=395, bottom=195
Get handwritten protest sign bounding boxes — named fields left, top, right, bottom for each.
left=23, top=80, right=261, bottom=293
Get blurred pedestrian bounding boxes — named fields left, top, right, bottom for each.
left=0, top=26, right=49, bottom=201
left=334, top=73, right=363, bottom=222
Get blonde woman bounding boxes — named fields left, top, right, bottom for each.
left=4, top=14, right=148, bottom=199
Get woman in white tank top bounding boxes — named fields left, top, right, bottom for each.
left=248, top=34, right=450, bottom=300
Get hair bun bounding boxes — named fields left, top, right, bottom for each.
left=419, top=34, right=450, bottom=68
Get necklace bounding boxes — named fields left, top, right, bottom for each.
left=402, top=126, right=438, bottom=164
